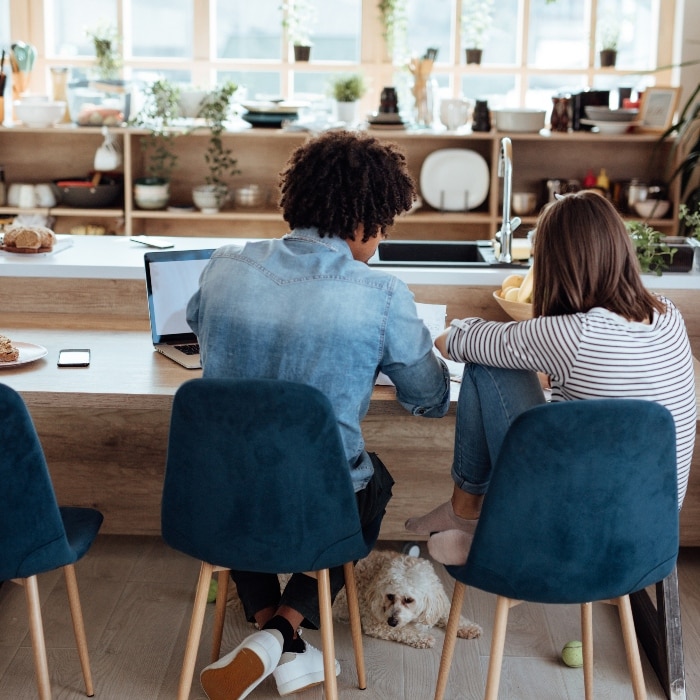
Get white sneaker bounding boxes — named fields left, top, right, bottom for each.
left=272, top=639, right=340, bottom=696
left=200, top=629, right=283, bottom=700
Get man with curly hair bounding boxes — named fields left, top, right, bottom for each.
left=187, top=130, right=450, bottom=700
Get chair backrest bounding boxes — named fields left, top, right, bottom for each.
left=449, top=399, right=679, bottom=604
left=162, top=378, right=372, bottom=573
left=0, top=383, right=76, bottom=580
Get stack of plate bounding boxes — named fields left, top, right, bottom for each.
left=367, top=112, right=406, bottom=130
left=581, top=106, right=639, bottom=135
left=241, top=100, right=308, bottom=128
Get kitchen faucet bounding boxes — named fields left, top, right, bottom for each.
left=497, top=136, right=521, bottom=263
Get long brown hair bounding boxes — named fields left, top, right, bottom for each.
left=532, top=190, right=665, bottom=321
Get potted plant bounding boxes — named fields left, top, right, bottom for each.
left=68, top=23, right=131, bottom=125
left=330, top=73, right=367, bottom=124
left=129, top=78, right=181, bottom=210
left=378, top=0, right=409, bottom=64
left=280, top=0, right=317, bottom=62
left=192, top=81, right=240, bottom=213
left=598, top=21, right=620, bottom=68
left=461, top=0, right=494, bottom=65
left=627, top=220, right=678, bottom=275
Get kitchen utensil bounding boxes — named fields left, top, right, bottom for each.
left=34, top=184, right=57, bottom=207
left=420, top=149, right=489, bottom=211
left=512, top=192, right=537, bottom=215
left=634, top=199, right=670, bottom=219
left=94, top=126, right=122, bottom=171
left=17, top=184, right=37, bottom=208
left=54, top=176, right=123, bottom=208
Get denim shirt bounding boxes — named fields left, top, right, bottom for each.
left=186, top=228, right=451, bottom=491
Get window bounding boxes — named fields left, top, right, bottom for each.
left=5, top=0, right=678, bottom=121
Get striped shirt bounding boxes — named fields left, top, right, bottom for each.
left=446, top=296, right=696, bottom=508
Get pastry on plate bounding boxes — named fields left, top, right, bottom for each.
left=2, top=225, right=56, bottom=252
left=0, top=334, right=19, bottom=362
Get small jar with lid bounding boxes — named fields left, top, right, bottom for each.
left=472, top=100, right=491, bottom=132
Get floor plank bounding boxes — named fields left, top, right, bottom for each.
left=0, top=536, right=697, bottom=699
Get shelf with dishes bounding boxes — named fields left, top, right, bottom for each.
left=0, top=126, right=682, bottom=241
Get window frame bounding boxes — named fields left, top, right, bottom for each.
left=9, top=0, right=680, bottom=111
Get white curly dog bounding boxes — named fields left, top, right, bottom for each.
left=332, top=549, right=481, bottom=649
left=226, top=548, right=481, bottom=649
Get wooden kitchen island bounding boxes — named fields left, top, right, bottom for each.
left=2, top=235, right=700, bottom=544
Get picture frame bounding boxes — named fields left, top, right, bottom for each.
left=638, top=87, right=680, bottom=132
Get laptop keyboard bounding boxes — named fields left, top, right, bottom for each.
left=174, top=343, right=200, bottom=355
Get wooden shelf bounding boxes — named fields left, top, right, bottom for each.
left=0, top=126, right=681, bottom=240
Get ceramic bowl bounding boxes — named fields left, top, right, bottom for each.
left=493, top=290, right=534, bottom=321
left=634, top=199, right=670, bottom=219
left=14, top=100, right=66, bottom=128
left=233, top=184, right=267, bottom=208
left=492, top=109, right=546, bottom=133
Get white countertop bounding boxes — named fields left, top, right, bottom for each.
left=1, top=234, right=699, bottom=289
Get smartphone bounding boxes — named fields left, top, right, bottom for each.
left=57, top=349, right=91, bottom=367
left=130, top=235, right=174, bottom=249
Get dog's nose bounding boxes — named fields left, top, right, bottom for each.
left=388, top=617, right=398, bottom=627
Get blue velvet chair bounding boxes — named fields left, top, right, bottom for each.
left=434, top=399, right=679, bottom=700
left=162, top=378, right=377, bottom=700
left=0, top=383, right=104, bottom=700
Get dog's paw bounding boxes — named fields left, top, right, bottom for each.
left=413, top=634, right=436, bottom=649
left=456, top=619, right=482, bottom=639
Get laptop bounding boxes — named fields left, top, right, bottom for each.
left=144, top=248, right=215, bottom=369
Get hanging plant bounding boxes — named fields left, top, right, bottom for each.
left=378, top=0, right=409, bottom=63
left=86, top=23, right=122, bottom=81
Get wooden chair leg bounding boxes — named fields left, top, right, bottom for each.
left=178, top=562, right=215, bottom=700
left=211, top=567, right=230, bottom=663
left=434, top=581, right=466, bottom=700
left=617, top=595, right=648, bottom=700
left=343, top=561, right=366, bottom=689
left=581, top=602, right=594, bottom=700
left=24, top=575, right=52, bottom=700
left=64, top=564, right=95, bottom=696
left=317, top=568, right=339, bottom=700
left=484, top=596, right=513, bottom=700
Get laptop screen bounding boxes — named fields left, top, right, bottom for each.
left=144, top=249, right=215, bottom=344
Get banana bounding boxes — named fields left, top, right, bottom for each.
left=517, top=265, right=534, bottom=303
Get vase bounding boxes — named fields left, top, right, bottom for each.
left=50, top=67, right=72, bottom=123
left=335, top=100, right=359, bottom=124
left=465, top=48, right=483, bottom=65
left=134, top=177, right=170, bottom=210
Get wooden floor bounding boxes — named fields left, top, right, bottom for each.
left=1, top=536, right=699, bottom=699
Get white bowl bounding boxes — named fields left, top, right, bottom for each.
left=580, top=119, right=631, bottom=135
left=492, top=109, right=546, bottom=133
left=634, top=199, right=670, bottom=219
left=14, top=100, right=66, bottom=127
left=584, top=106, right=639, bottom=122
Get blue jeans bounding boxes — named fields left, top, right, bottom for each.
left=452, top=364, right=546, bottom=495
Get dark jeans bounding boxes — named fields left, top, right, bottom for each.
left=230, top=452, right=394, bottom=629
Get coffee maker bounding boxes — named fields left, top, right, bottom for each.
left=571, top=89, right=610, bottom=131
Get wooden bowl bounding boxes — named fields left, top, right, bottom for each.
left=493, top=290, right=534, bottom=321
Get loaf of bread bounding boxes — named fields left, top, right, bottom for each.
left=3, top=225, right=56, bottom=251
left=0, top=334, right=19, bottom=362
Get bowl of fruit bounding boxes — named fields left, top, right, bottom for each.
left=493, top=269, right=534, bottom=321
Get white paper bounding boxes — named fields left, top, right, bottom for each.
left=376, top=302, right=464, bottom=386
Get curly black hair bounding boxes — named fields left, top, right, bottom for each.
left=278, top=130, right=416, bottom=242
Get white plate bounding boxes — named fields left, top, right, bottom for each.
left=0, top=342, right=48, bottom=368
left=580, top=119, right=634, bottom=135
left=241, top=101, right=308, bottom=114
left=420, top=149, right=490, bottom=211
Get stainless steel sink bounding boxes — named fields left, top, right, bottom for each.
left=369, top=240, right=519, bottom=267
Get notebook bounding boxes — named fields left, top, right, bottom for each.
left=144, top=248, right=215, bottom=369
